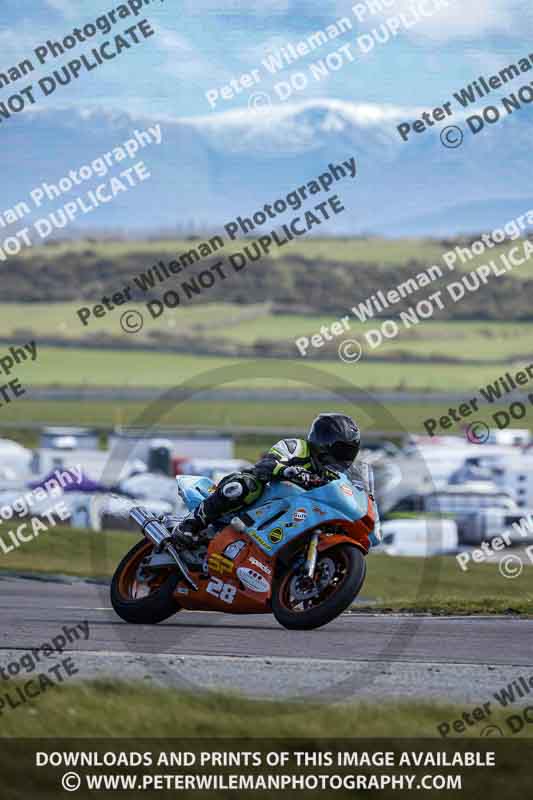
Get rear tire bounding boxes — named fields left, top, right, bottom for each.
left=110, top=539, right=181, bottom=624
left=272, top=544, right=366, bottom=631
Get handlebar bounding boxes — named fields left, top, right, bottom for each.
left=283, top=467, right=329, bottom=489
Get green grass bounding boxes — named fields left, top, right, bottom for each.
left=2, top=684, right=529, bottom=799
left=19, top=234, right=533, bottom=272
left=205, top=318, right=533, bottom=360
left=4, top=302, right=533, bottom=365
left=0, top=680, right=520, bottom=739
left=0, top=526, right=138, bottom=579
left=2, top=526, right=531, bottom=615
left=363, top=552, right=533, bottom=614
left=1, top=396, right=531, bottom=443
left=10, top=345, right=533, bottom=393
left=17, top=236, right=446, bottom=265
left=0, top=301, right=272, bottom=341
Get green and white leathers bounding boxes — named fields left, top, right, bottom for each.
left=267, top=438, right=314, bottom=478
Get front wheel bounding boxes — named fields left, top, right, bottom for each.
left=271, top=544, right=366, bottom=630
left=110, top=539, right=181, bottom=624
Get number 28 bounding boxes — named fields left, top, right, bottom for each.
left=206, top=577, right=237, bottom=604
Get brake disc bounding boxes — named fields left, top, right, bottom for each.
left=316, top=556, right=336, bottom=588
left=290, top=556, right=336, bottom=600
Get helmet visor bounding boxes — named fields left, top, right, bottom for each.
left=328, top=441, right=359, bottom=467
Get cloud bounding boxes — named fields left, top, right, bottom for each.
left=158, top=29, right=198, bottom=57
left=45, top=0, right=79, bottom=18
left=0, top=25, right=46, bottom=65
left=155, top=26, right=227, bottom=83
left=346, top=0, right=527, bottom=41
left=182, top=0, right=289, bottom=13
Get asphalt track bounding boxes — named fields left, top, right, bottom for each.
left=1, top=577, right=532, bottom=703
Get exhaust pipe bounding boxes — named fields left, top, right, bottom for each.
left=130, top=506, right=198, bottom=591
left=130, top=506, right=170, bottom=548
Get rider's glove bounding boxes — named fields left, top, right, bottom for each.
left=283, top=466, right=316, bottom=487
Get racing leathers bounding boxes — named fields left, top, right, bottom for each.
left=169, top=438, right=326, bottom=542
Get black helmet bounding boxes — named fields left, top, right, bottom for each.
left=308, top=413, right=360, bottom=470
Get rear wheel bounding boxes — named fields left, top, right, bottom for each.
left=110, top=539, right=181, bottom=624
left=272, top=544, right=366, bottom=630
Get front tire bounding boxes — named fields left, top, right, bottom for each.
left=272, top=544, right=366, bottom=630
left=110, top=539, right=181, bottom=624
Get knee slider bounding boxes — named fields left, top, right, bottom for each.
left=219, top=473, right=246, bottom=500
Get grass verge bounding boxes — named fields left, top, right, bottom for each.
left=1, top=684, right=530, bottom=799
left=0, top=680, right=522, bottom=738
left=3, top=397, right=531, bottom=440
left=12, top=345, right=533, bottom=392
left=0, top=526, right=138, bottom=580
left=362, top=552, right=533, bottom=615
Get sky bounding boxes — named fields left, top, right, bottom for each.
left=1, top=0, right=533, bottom=120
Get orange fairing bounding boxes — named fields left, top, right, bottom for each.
left=173, top=525, right=274, bottom=614
left=318, top=533, right=369, bottom=555
left=318, top=496, right=376, bottom=554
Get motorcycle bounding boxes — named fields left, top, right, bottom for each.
left=111, top=466, right=381, bottom=630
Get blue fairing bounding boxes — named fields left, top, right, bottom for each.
left=176, top=475, right=215, bottom=509
left=176, top=473, right=380, bottom=556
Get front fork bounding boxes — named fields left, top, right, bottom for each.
left=303, top=531, right=320, bottom=579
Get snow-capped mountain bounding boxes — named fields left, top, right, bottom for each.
left=1, top=99, right=530, bottom=237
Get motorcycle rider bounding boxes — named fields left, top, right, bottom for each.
left=168, top=412, right=361, bottom=545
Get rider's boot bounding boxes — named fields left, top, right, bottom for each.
left=159, top=508, right=205, bottom=544
left=169, top=507, right=206, bottom=546
left=164, top=473, right=260, bottom=547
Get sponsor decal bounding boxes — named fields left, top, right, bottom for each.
left=249, top=556, right=272, bottom=575
left=223, top=539, right=246, bottom=560
left=269, top=527, right=284, bottom=544
left=340, top=484, right=353, bottom=496
left=293, top=507, right=307, bottom=524
left=206, top=577, right=237, bottom=604
left=208, top=553, right=234, bottom=576
left=313, top=506, right=328, bottom=516
left=236, top=566, right=269, bottom=593
left=249, top=530, right=272, bottom=551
